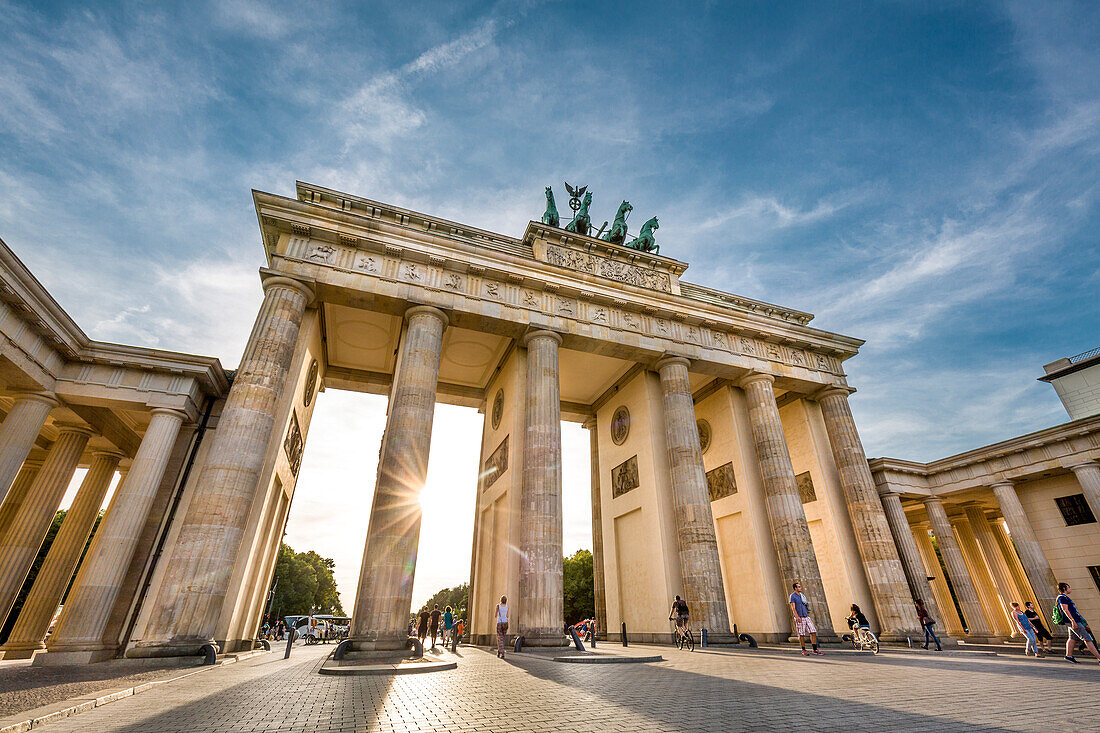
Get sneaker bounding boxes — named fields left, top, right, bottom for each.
left=1065, top=655, right=1079, bottom=664
left=801, top=649, right=811, bottom=656
left=812, top=649, right=825, bottom=656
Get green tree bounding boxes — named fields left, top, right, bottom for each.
left=422, top=583, right=468, bottom=620
left=268, top=543, right=344, bottom=621
left=563, top=549, right=594, bottom=624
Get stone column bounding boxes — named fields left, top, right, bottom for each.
left=517, top=330, right=564, bottom=646
left=740, top=373, right=833, bottom=637
left=129, top=276, right=314, bottom=658
left=349, top=305, right=447, bottom=652
left=0, top=393, right=57, bottom=507
left=0, top=461, right=42, bottom=543
left=1, top=451, right=121, bottom=659
left=922, top=497, right=993, bottom=638
left=583, top=417, right=607, bottom=638
left=963, top=504, right=1020, bottom=635
left=657, top=357, right=732, bottom=641
left=0, top=425, right=91, bottom=624
left=43, top=410, right=185, bottom=664
left=1069, top=461, right=1100, bottom=522
left=952, top=514, right=1012, bottom=637
left=912, top=524, right=965, bottom=636
left=992, top=520, right=1038, bottom=608
left=990, top=481, right=1058, bottom=616
left=878, top=491, right=943, bottom=628
left=817, top=388, right=920, bottom=637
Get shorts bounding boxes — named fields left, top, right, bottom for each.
left=674, top=615, right=688, bottom=627
left=794, top=616, right=817, bottom=636
left=1069, top=625, right=1094, bottom=643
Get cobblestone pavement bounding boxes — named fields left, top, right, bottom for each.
left=0, top=655, right=200, bottom=716
left=25, top=641, right=1100, bottom=732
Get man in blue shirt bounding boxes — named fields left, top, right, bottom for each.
left=789, top=582, right=824, bottom=656
left=1057, top=582, right=1100, bottom=664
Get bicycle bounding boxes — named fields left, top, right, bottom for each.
left=847, top=626, right=879, bottom=654
left=670, top=619, right=695, bottom=651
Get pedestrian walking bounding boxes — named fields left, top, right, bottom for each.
left=789, top=582, right=824, bottom=656
left=1011, top=602, right=1042, bottom=657
left=1055, top=583, right=1100, bottom=664
left=1023, top=602, right=1053, bottom=653
left=495, top=595, right=509, bottom=659
left=429, top=604, right=442, bottom=648
left=914, top=599, right=942, bottom=651
left=443, top=605, right=454, bottom=646
left=417, top=606, right=429, bottom=643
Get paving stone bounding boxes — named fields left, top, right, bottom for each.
left=21, top=642, right=1100, bottom=732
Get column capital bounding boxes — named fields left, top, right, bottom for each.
left=53, top=423, right=95, bottom=438
left=877, top=487, right=904, bottom=499
left=1067, top=459, right=1099, bottom=471
left=989, top=479, right=1016, bottom=491
left=90, top=449, right=125, bottom=462
left=521, top=328, right=561, bottom=347
left=149, top=407, right=189, bottom=422
left=922, top=495, right=946, bottom=507
left=260, top=270, right=316, bottom=304
left=654, top=354, right=690, bottom=373
left=406, top=304, right=449, bottom=329
left=581, top=416, right=596, bottom=431
left=814, top=384, right=855, bottom=401
left=10, top=391, right=60, bottom=409
left=737, top=371, right=774, bottom=389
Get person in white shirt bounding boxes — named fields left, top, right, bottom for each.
left=494, top=595, right=509, bottom=659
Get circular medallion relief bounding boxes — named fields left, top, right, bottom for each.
left=491, top=389, right=504, bottom=430
left=303, top=359, right=319, bottom=407
left=697, top=419, right=712, bottom=454
left=610, top=406, right=631, bottom=445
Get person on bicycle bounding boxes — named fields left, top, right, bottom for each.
left=847, top=603, right=870, bottom=631
left=669, top=595, right=689, bottom=629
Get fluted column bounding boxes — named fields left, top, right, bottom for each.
left=817, top=387, right=920, bottom=637
left=952, top=515, right=1012, bottom=637
left=0, top=425, right=91, bottom=624
left=912, top=524, right=965, bottom=635
left=740, top=373, right=833, bottom=636
left=0, top=461, right=42, bottom=543
left=517, top=330, right=564, bottom=645
left=0, top=393, right=58, bottom=507
left=583, top=417, right=607, bottom=637
left=43, top=411, right=185, bottom=663
left=658, top=357, right=732, bottom=640
left=923, top=497, right=992, bottom=638
left=129, top=276, right=314, bottom=658
left=349, top=305, right=447, bottom=652
left=879, top=491, right=943, bottom=629
left=990, top=481, right=1057, bottom=617
left=1, top=451, right=121, bottom=658
left=1069, top=461, right=1100, bottom=522
left=963, top=504, right=1020, bottom=635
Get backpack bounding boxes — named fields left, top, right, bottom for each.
left=1052, top=598, right=1067, bottom=626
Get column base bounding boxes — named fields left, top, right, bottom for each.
left=958, top=635, right=1008, bottom=645
left=32, top=647, right=118, bottom=666
left=516, top=629, right=570, bottom=648
left=877, top=630, right=926, bottom=644
left=0, top=641, right=46, bottom=660
left=125, top=638, right=219, bottom=659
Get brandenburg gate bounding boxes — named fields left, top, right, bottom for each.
left=0, top=180, right=943, bottom=663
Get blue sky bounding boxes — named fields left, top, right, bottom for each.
left=2, top=1, right=1097, bottom=609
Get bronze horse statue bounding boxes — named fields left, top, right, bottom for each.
left=601, top=200, right=632, bottom=245
left=565, top=191, right=593, bottom=236
left=628, top=216, right=659, bottom=254
left=541, top=186, right=559, bottom=227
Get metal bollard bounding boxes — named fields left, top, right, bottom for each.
left=569, top=627, right=586, bottom=651
left=701, top=628, right=708, bottom=647
left=284, top=629, right=296, bottom=659
left=621, top=621, right=628, bottom=647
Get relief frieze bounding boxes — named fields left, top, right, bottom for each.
left=545, top=245, right=671, bottom=293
